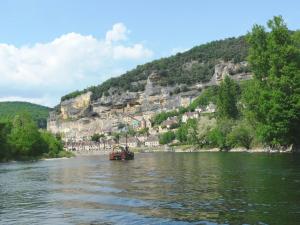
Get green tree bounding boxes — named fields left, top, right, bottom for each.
left=217, top=76, right=240, bottom=119
left=189, top=86, right=219, bottom=111
left=245, top=16, right=300, bottom=147
left=159, top=131, right=175, bottom=145
left=206, top=119, right=235, bottom=150
left=227, top=122, right=254, bottom=149
left=91, top=133, right=101, bottom=142
left=40, top=131, right=64, bottom=157
left=0, top=122, right=10, bottom=161
left=176, top=119, right=198, bottom=144
left=112, top=132, right=121, bottom=142
left=8, top=114, right=47, bottom=159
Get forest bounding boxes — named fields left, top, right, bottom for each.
left=0, top=102, right=51, bottom=129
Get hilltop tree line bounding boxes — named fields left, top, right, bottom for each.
left=0, top=102, right=51, bottom=129
left=61, top=36, right=249, bottom=101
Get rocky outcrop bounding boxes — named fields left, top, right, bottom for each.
left=48, top=61, right=252, bottom=141
left=210, top=61, right=252, bottom=85
left=60, top=91, right=92, bottom=120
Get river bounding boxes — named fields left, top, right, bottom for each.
left=1, top=152, right=300, bottom=225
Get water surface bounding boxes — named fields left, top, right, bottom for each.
left=1, top=152, right=300, bottom=224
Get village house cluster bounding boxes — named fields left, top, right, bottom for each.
left=64, top=135, right=159, bottom=152
left=158, top=103, right=216, bottom=133
left=63, top=102, right=216, bottom=152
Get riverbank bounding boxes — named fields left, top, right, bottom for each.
left=69, top=145, right=298, bottom=156
left=0, top=150, right=75, bottom=163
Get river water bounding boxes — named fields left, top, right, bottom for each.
left=1, top=152, right=300, bottom=225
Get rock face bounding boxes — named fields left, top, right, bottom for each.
left=60, top=91, right=92, bottom=119
left=47, top=61, right=252, bottom=141
left=210, top=61, right=251, bottom=85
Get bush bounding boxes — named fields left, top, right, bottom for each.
left=206, top=119, right=235, bottom=150
left=176, top=119, right=198, bottom=144
left=207, top=128, right=227, bottom=149
left=152, top=111, right=178, bottom=125
left=159, top=131, right=176, bottom=145
left=40, top=131, right=64, bottom=157
left=227, top=123, right=253, bottom=149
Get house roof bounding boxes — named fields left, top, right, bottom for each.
left=119, top=137, right=139, bottom=144
left=184, top=111, right=199, bottom=117
left=161, top=118, right=178, bottom=126
left=146, top=135, right=159, bottom=142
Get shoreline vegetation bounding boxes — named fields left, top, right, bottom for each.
left=71, top=145, right=298, bottom=156
left=0, top=113, right=74, bottom=163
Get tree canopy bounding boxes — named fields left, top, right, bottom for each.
left=0, top=113, right=71, bottom=162
left=217, top=76, right=240, bottom=119
left=244, top=16, right=300, bottom=147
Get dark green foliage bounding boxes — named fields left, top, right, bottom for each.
left=61, top=90, right=85, bottom=102
left=127, top=128, right=136, bottom=136
left=138, top=127, right=149, bottom=135
left=117, top=123, right=126, bottom=130
left=152, top=110, right=179, bottom=125
left=159, top=131, right=175, bottom=145
left=40, top=131, right=64, bottom=158
left=0, top=102, right=51, bottom=128
left=91, top=133, right=102, bottom=142
left=0, top=113, right=69, bottom=162
left=176, top=119, right=198, bottom=144
left=217, top=76, right=240, bottom=119
left=8, top=114, right=47, bottom=158
left=0, top=122, right=10, bottom=160
left=227, top=122, right=254, bottom=149
left=61, top=36, right=249, bottom=101
left=206, top=119, right=235, bottom=150
left=244, top=16, right=300, bottom=147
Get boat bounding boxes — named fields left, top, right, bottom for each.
left=109, top=145, right=134, bottom=160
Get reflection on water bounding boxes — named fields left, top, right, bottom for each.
left=1, top=153, right=300, bottom=225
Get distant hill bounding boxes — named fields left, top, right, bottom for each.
left=0, top=102, right=51, bottom=128
left=61, top=36, right=249, bottom=102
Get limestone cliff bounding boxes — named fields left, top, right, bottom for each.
left=47, top=61, right=251, bottom=141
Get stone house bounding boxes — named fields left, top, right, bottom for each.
left=195, top=103, right=216, bottom=114
left=145, top=135, right=160, bottom=147
left=137, top=135, right=148, bottom=144
left=182, top=111, right=199, bottom=123
left=161, top=117, right=178, bottom=129
left=119, top=137, right=140, bottom=148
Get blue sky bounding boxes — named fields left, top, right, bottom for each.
left=0, top=0, right=299, bottom=106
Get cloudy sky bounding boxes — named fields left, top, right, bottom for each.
left=0, top=0, right=299, bottom=107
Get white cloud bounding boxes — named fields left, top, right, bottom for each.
left=0, top=95, right=54, bottom=107
left=105, top=23, right=129, bottom=43
left=0, top=23, right=153, bottom=107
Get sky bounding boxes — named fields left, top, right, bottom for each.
left=0, top=0, right=299, bottom=107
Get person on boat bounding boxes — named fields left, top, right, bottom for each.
left=125, top=146, right=129, bottom=152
